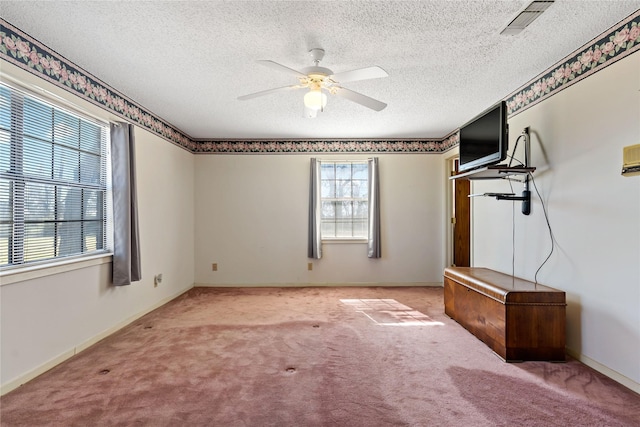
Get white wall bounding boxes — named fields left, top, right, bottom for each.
left=0, top=64, right=195, bottom=392
left=471, top=53, right=640, bottom=390
left=194, top=154, right=444, bottom=285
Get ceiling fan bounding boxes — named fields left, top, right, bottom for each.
left=238, top=48, right=388, bottom=118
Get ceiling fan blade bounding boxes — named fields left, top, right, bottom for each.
left=257, top=60, right=307, bottom=78
left=237, top=85, right=300, bottom=101
left=333, top=86, right=387, bottom=111
left=330, top=66, right=388, bottom=83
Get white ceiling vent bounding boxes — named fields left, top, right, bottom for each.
left=501, top=1, right=554, bottom=35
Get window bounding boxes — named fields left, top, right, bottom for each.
left=320, top=161, right=368, bottom=239
left=0, top=82, right=108, bottom=269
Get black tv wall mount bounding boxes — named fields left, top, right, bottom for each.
left=452, top=127, right=534, bottom=215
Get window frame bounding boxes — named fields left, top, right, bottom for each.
left=319, top=160, right=369, bottom=243
left=0, top=80, right=111, bottom=273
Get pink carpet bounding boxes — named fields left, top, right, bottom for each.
left=1, top=286, right=639, bottom=426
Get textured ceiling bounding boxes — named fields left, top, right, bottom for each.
left=1, top=1, right=639, bottom=140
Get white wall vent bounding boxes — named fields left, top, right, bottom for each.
left=501, top=1, right=555, bottom=35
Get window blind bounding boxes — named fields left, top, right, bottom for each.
left=0, top=82, right=108, bottom=268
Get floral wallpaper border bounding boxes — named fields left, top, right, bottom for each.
left=1, top=10, right=639, bottom=154
left=0, top=19, right=198, bottom=152
left=506, top=11, right=640, bottom=116
left=191, top=138, right=445, bottom=154
left=191, top=129, right=460, bottom=154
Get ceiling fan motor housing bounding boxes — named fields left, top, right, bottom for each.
left=300, top=66, right=333, bottom=76
left=299, top=66, right=334, bottom=92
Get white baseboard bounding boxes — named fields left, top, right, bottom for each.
left=1, top=284, right=194, bottom=396
left=566, top=347, right=640, bottom=394
left=194, top=282, right=443, bottom=288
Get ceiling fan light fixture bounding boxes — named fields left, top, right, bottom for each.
left=304, top=89, right=327, bottom=111
left=238, top=48, right=388, bottom=113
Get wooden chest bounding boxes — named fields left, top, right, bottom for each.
left=444, top=267, right=566, bottom=362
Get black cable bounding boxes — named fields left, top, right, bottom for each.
left=529, top=172, right=555, bottom=284
left=507, top=135, right=526, bottom=167
left=508, top=178, right=516, bottom=277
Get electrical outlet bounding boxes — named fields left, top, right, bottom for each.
left=212, top=263, right=218, bottom=271
left=154, top=274, right=163, bottom=287
left=308, top=262, right=313, bottom=271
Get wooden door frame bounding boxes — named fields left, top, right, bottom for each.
left=445, top=154, right=471, bottom=268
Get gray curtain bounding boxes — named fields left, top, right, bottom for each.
left=308, top=158, right=322, bottom=259
left=367, top=157, right=381, bottom=258
left=110, top=122, right=141, bottom=286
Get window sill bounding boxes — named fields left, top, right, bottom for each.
left=322, top=239, right=367, bottom=244
left=0, top=252, right=113, bottom=286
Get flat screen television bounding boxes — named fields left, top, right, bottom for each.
left=458, top=101, right=508, bottom=172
